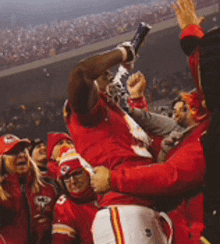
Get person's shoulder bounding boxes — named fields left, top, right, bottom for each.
left=55, top=194, right=79, bottom=209
left=56, top=194, right=69, bottom=206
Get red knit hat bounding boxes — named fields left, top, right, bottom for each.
left=0, top=134, right=31, bottom=155
left=47, top=132, right=73, bottom=159
left=57, top=149, right=95, bottom=200
left=58, top=149, right=83, bottom=180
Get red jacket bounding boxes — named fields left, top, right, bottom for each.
left=52, top=195, right=98, bottom=244
left=66, top=93, right=154, bottom=208
left=0, top=172, right=58, bottom=244
left=111, top=119, right=209, bottom=243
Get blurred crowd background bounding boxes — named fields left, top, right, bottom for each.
left=0, top=69, right=195, bottom=140
left=0, top=0, right=218, bottom=140
left=0, top=0, right=217, bottom=71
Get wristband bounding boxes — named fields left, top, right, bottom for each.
left=116, top=46, right=128, bottom=62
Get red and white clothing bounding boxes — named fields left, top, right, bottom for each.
left=52, top=194, right=98, bottom=244
left=92, top=205, right=172, bottom=244
left=110, top=119, right=209, bottom=243
left=65, top=93, right=178, bottom=243
left=0, top=172, right=58, bottom=244
left=66, top=93, right=154, bottom=208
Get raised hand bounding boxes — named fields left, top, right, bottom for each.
left=173, top=0, right=205, bottom=30
left=127, top=71, right=147, bottom=99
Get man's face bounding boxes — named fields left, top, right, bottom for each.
left=31, top=142, right=47, bottom=168
left=64, top=169, right=90, bottom=194
left=172, top=101, right=188, bottom=127
left=5, top=144, right=31, bottom=176
left=52, top=139, right=74, bottom=161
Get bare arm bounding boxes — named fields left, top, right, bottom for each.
left=67, top=49, right=124, bottom=114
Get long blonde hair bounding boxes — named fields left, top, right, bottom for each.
left=0, top=155, right=11, bottom=201
left=25, top=148, right=44, bottom=193
left=0, top=149, right=43, bottom=201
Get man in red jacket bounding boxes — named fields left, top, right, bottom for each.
left=0, top=134, right=58, bottom=244
left=52, top=149, right=98, bottom=244
left=64, top=37, right=180, bottom=243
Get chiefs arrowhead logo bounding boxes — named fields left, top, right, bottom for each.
left=61, top=165, right=70, bottom=176
left=3, top=134, right=19, bottom=145
left=35, top=196, right=51, bottom=208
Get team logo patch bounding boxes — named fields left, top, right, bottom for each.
left=3, top=134, right=19, bottom=145
left=57, top=195, right=67, bottom=205
left=61, top=165, right=70, bottom=176
left=35, top=196, right=51, bottom=208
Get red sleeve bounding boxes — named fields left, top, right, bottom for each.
left=181, top=25, right=205, bottom=39
left=180, top=25, right=205, bottom=100
left=128, top=96, right=148, bottom=110
left=111, top=126, right=206, bottom=196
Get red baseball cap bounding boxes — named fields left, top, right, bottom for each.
left=0, top=134, right=31, bottom=155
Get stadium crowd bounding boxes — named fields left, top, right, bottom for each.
left=0, top=70, right=194, bottom=140
left=0, top=0, right=217, bottom=71
left=0, top=0, right=220, bottom=243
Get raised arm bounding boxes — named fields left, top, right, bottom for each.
left=67, top=43, right=135, bottom=115
left=68, top=49, right=123, bottom=114
left=173, top=0, right=205, bottom=55
left=126, top=71, right=184, bottom=136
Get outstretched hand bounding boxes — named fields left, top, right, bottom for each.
left=127, top=71, right=147, bottom=99
left=173, top=0, right=205, bottom=30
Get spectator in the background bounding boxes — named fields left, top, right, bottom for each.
left=158, top=90, right=209, bottom=162
left=171, top=94, right=195, bottom=128
left=0, top=134, right=57, bottom=244
left=30, top=138, right=62, bottom=195
left=1, top=0, right=216, bottom=70
left=47, top=132, right=74, bottom=161
left=30, top=138, right=47, bottom=173
left=47, top=132, right=75, bottom=179
left=52, top=149, right=98, bottom=244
